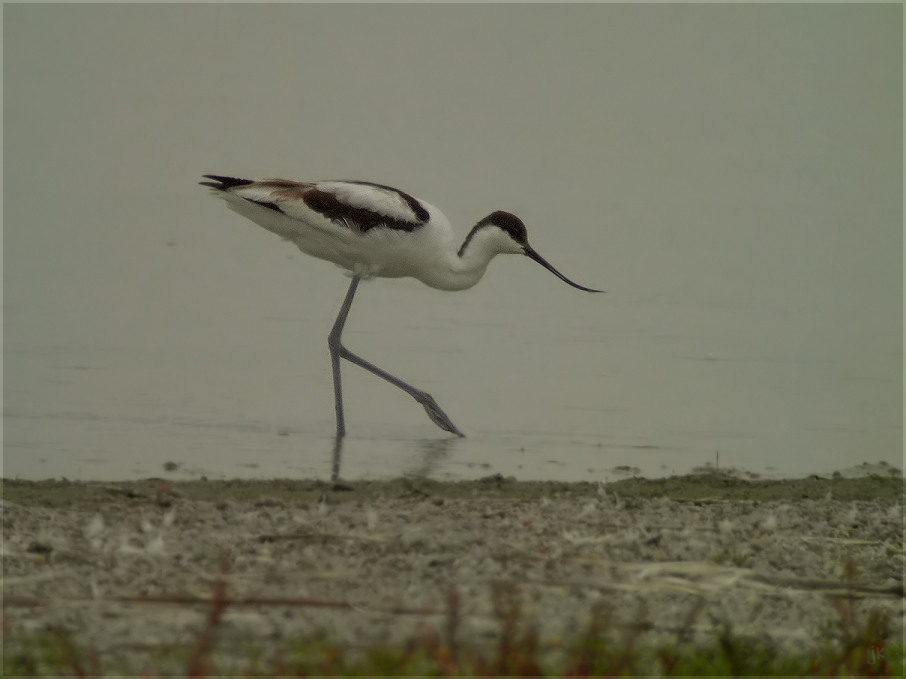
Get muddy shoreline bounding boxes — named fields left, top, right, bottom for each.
left=3, top=472, right=903, bottom=672
left=3, top=466, right=903, bottom=507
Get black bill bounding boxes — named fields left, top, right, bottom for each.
left=524, top=246, right=604, bottom=293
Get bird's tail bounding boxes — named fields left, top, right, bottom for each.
left=199, top=175, right=254, bottom=191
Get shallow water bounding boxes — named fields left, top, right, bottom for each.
left=4, top=251, right=900, bottom=482
left=4, top=5, right=900, bottom=483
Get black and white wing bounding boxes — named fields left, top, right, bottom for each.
left=201, top=175, right=431, bottom=240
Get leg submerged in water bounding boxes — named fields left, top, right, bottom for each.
left=327, top=277, right=464, bottom=438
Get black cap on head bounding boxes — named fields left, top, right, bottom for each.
left=477, top=211, right=528, bottom=245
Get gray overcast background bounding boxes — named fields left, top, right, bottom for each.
left=4, top=4, right=902, bottom=481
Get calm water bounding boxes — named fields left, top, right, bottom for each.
left=4, top=240, right=899, bottom=482
left=4, top=6, right=901, bottom=482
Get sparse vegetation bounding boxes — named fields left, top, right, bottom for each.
left=4, top=474, right=902, bottom=676
left=3, top=560, right=902, bottom=676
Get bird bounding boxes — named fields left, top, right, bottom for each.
left=200, top=175, right=603, bottom=438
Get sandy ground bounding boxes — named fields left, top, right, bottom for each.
left=2, top=469, right=903, bottom=672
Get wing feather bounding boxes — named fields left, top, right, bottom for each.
left=201, top=176, right=429, bottom=234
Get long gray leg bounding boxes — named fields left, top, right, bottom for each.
left=328, top=277, right=360, bottom=438
left=327, top=277, right=464, bottom=438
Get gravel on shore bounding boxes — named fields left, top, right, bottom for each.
left=2, top=471, right=903, bottom=672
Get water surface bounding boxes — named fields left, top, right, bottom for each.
left=4, top=5, right=900, bottom=482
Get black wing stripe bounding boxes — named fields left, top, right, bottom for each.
left=341, top=181, right=431, bottom=223
left=302, top=187, right=426, bottom=233
left=248, top=199, right=284, bottom=213
left=200, top=176, right=430, bottom=233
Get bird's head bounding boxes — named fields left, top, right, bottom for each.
left=465, top=211, right=604, bottom=293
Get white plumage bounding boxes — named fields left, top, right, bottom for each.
left=201, top=175, right=602, bottom=437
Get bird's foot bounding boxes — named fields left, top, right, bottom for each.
left=413, top=392, right=464, bottom=437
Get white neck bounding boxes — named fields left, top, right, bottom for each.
left=416, top=226, right=522, bottom=291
